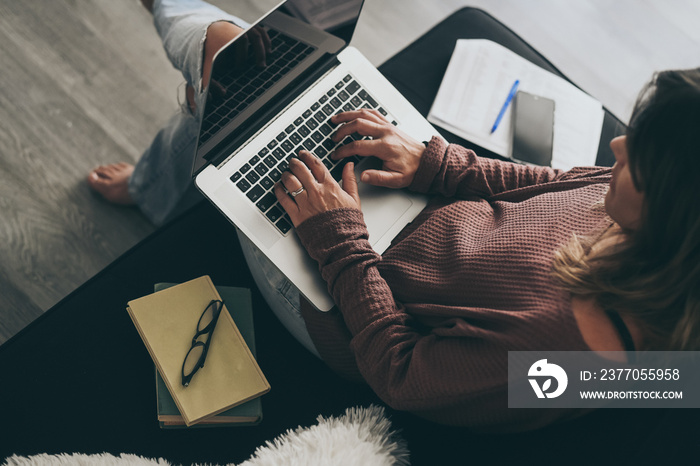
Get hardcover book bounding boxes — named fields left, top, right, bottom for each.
left=154, top=282, right=263, bottom=428
left=127, top=276, right=270, bottom=427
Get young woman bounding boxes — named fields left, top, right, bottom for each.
left=270, top=68, right=700, bottom=430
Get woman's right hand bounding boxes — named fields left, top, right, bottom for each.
left=330, top=110, right=427, bottom=189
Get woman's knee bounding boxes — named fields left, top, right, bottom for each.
left=202, top=21, right=244, bottom=85
left=186, top=21, right=243, bottom=113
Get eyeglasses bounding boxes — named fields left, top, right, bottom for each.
left=181, top=299, right=225, bottom=387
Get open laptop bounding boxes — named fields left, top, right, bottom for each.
left=193, top=0, right=436, bottom=311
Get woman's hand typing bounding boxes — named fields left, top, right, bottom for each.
left=274, top=150, right=361, bottom=227
left=330, top=109, right=426, bottom=189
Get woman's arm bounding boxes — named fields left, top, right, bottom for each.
left=273, top=152, right=568, bottom=429
left=295, top=209, right=486, bottom=418
left=412, top=137, right=564, bottom=198
left=295, top=208, right=568, bottom=430
left=330, top=110, right=565, bottom=200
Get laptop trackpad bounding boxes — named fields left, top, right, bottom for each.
left=354, top=159, right=412, bottom=247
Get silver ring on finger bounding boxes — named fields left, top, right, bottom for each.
left=289, top=186, right=305, bottom=198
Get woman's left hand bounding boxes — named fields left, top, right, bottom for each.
left=274, top=150, right=361, bottom=227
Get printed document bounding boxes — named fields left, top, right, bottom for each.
left=428, top=40, right=605, bottom=170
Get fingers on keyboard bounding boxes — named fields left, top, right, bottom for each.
left=232, top=75, right=387, bottom=234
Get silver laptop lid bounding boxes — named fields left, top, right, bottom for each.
left=192, top=0, right=364, bottom=175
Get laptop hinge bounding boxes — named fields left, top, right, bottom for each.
left=207, top=54, right=340, bottom=169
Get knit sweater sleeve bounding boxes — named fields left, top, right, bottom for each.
left=295, top=208, right=566, bottom=430
left=296, top=209, right=436, bottom=408
left=410, top=136, right=566, bottom=198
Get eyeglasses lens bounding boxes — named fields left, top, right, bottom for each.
left=183, top=344, right=205, bottom=376
left=197, top=302, right=217, bottom=332
left=182, top=300, right=223, bottom=383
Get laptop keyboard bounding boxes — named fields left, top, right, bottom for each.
left=199, top=29, right=316, bottom=146
left=230, top=74, right=396, bottom=235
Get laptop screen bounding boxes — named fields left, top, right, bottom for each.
left=193, top=0, right=364, bottom=175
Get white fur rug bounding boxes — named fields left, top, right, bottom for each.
left=3, top=405, right=409, bottom=466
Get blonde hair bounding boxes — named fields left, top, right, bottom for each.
left=552, top=226, right=691, bottom=350
left=552, top=68, right=700, bottom=351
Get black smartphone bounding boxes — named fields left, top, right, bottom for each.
left=511, top=91, right=555, bottom=166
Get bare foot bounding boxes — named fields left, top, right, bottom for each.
left=87, top=163, right=136, bottom=205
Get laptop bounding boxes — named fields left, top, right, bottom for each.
left=193, top=0, right=436, bottom=311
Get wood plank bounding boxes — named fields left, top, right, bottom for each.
left=0, top=0, right=168, bottom=343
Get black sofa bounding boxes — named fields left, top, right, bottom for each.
left=1, top=8, right=696, bottom=465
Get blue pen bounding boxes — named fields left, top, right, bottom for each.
left=490, top=79, right=520, bottom=133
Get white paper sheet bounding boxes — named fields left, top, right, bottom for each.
left=428, top=40, right=605, bottom=170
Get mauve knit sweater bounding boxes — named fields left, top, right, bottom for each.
left=295, top=136, right=613, bottom=431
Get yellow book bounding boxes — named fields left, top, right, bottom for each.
left=127, top=276, right=270, bottom=427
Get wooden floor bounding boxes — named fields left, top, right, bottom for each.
left=0, top=0, right=697, bottom=345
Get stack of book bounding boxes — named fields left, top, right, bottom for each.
left=127, top=276, right=270, bottom=428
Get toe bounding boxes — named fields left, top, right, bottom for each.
left=87, top=163, right=135, bottom=205
left=90, top=165, right=110, bottom=179
left=87, top=169, right=103, bottom=184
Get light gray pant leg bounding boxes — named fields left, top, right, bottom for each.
left=128, top=0, right=248, bottom=225
left=237, top=231, right=321, bottom=358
